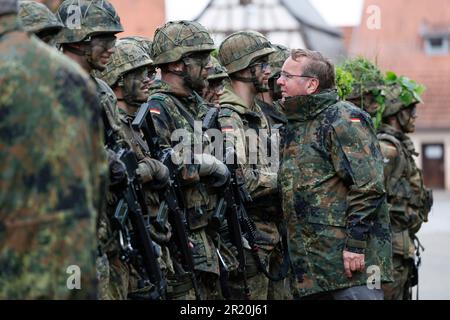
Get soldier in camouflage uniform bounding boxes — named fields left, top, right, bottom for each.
left=202, top=56, right=228, bottom=105
left=378, top=76, right=432, bottom=300
left=256, top=43, right=292, bottom=300
left=0, top=0, right=105, bottom=299
left=56, top=0, right=165, bottom=300
left=148, top=20, right=232, bottom=300
left=257, top=43, right=290, bottom=116
left=339, top=57, right=386, bottom=118
left=278, top=49, right=393, bottom=299
left=218, top=31, right=289, bottom=300
left=96, top=38, right=172, bottom=298
left=18, top=0, right=63, bottom=45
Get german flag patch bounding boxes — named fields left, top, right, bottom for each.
left=350, top=117, right=361, bottom=123
left=150, top=107, right=161, bottom=115
left=221, top=126, right=234, bottom=133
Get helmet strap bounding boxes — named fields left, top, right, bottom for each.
left=231, top=66, right=268, bottom=93
left=63, top=43, right=88, bottom=57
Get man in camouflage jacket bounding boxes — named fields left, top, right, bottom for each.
left=278, top=49, right=393, bottom=299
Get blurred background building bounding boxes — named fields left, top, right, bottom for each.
left=194, top=0, right=346, bottom=62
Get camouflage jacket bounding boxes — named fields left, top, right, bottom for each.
left=218, top=84, right=281, bottom=250
left=378, top=124, right=433, bottom=258
left=0, top=15, right=105, bottom=299
left=279, top=89, right=393, bottom=297
left=147, top=81, right=220, bottom=275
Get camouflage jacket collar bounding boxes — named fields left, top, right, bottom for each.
left=220, top=83, right=261, bottom=118
left=283, top=89, right=339, bottom=122
left=0, top=15, right=21, bottom=37
left=150, top=80, right=202, bottom=116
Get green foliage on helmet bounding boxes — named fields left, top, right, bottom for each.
left=95, top=39, right=152, bottom=87
left=218, top=31, right=275, bottom=75
left=382, top=71, right=425, bottom=119
left=386, top=71, right=425, bottom=105
left=151, top=20, right=215, bottom=66
left=208, top=56, right=228, bottom=81
left=339, top=56, right=385, bottom=106
left=268, top=44, right=290, bottom=79
left=335, top=66, right=355, bottom=100
left=19, top=1, right=64, bottom=34
left=55, top=0, right=123, bottom=44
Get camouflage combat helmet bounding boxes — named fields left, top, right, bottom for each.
left=19, top=1, right=64, bottom=34
left=208, top=56, right=228, bottom=81
left=152, top=20, right=215, bottom=66
left=268, top=44, right=290, bottom=79
left=340, top=56, right=385, bottom=100
left=383, top=72, right=425, bottom=119
left=97, top=38, right=153, bottom=87
left=55, top=0, right=123, bottom=44
left=121, top=35, right=153, bottom=58
left=218, top=31, right=275, bottom=75
left=0, top=0, right=18, bottom=15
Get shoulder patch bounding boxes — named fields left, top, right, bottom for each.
left=149, top=93, right=168, bottom=102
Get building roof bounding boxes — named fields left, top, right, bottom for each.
left=350, top=0, right=450, bottom=130
left=109, top=0, right=165, bottom=39
left=195, top=0, right=346, bottom=62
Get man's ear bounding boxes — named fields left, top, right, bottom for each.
left=307, top=78, right=320, bottom=94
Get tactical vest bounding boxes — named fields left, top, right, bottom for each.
left=148, top=91, right=216, bottom=231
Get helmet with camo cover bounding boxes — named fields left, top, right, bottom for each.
left=0, top=0, right=18, bottom=15
left=55, top=0, right=123, bottom=44
left=19, top=1, right=63, bottom=35
left=268, top=43, right=290, bottom=80
left=383, top=72, right=425, bottom=119
left=152, top=20, right=215, bottom=66
left=96, top=38, right=153, bottom=87
left=218, top=31, right=275, bottom=75
left=208, top=56, right=228, bottom=81
left=121, top=35, right=153, bottom=58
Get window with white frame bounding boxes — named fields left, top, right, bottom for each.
left=424, top=35, right=449, bottom=56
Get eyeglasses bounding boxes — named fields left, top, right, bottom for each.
left=183, top=52, right=212, bottom=68
left=124, top=67, right=156, bottom=83
left=249, top=61, right=270, bottom=71
left=88, top=35, right=117, bottom=50
left=278, top=71, right=316, bottom=81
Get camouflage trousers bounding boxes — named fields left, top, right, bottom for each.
left=267, top=242, right=293, bottom=300
left=227, top=247, right=271, bottom=300
left=96, top=253, right=129, bottom=300
left=382, top=254, right=413, bottom=300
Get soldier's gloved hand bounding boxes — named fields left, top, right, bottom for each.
left=195, top=153, right=230, bottom=187
left=136, top=157, right=170, bottom=189
left=107, top=149, right=127, bottom=189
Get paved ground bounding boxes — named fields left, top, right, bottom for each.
left=415, top=190, right=450, bottom=300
